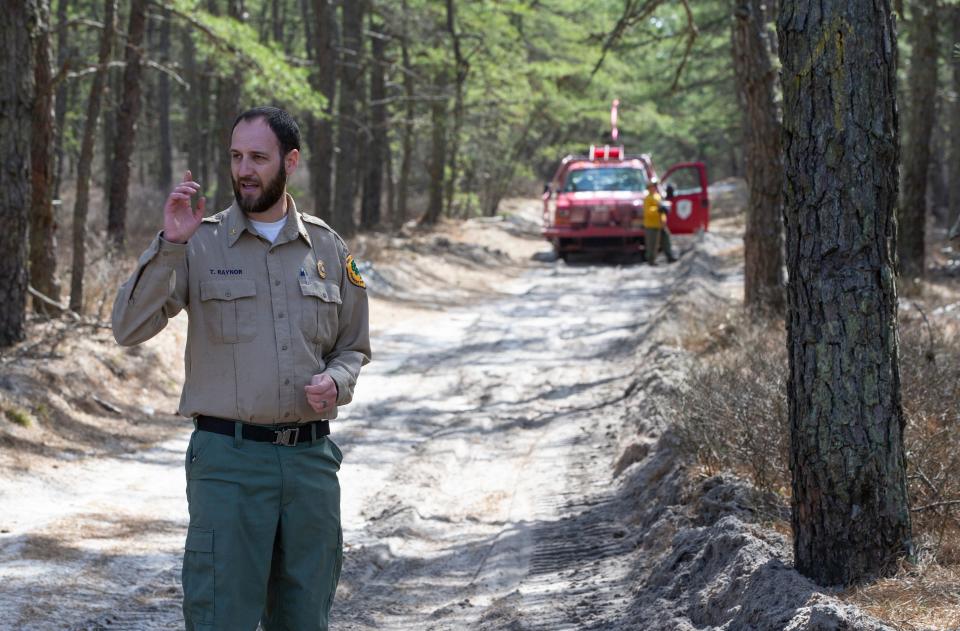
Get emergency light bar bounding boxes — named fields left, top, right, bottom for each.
left=589, top=145, right=624, bottom=160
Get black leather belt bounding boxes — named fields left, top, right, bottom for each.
left=196, top=415, right=330, bottom=446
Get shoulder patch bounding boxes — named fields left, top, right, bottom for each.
left=345, top=255, right=366, bottom=289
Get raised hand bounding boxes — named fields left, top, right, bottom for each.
left=163, top=170, right=205, bottom=244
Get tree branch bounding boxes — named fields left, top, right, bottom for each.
left=911, top=499, right=960, bottom=512
left=669, top=0, right=698, bottom=92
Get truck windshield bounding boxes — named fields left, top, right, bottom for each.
left=562, top=167, right=648, bottom=192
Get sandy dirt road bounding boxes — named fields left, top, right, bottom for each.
left=0, top=212, right=685, bottom=630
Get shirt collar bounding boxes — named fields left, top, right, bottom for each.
left=225, top=193, right=312, bottom=248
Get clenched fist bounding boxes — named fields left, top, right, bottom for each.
left=304, top=374, right=338, bottom=414
left=163, top=170, right=205, bottom=244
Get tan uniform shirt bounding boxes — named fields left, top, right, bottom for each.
left=111, top=196, right=371, bottom=426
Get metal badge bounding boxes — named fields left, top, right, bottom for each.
left=317, top=259, right=327, bottom=279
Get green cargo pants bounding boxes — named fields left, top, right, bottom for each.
left=182, top=422, right=343, bottom=631
left=644, top=227, right=674, bottom=264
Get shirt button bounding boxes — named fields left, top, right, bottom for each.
left=281, top=345, right=287, bottom=351
left=225, top=291, right=232, bottom=298
left=274, top=280, right=280, bottom=286
left=284, top=412, right=290, bottom=418
left=279, top=313, right=285, bottom=318
left=284, top=379, right=290, bottom=385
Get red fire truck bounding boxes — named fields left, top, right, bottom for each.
left=542, top=144, right=709, bottom=259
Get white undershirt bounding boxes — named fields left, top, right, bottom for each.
left=249, top=215, right=287, bottom=243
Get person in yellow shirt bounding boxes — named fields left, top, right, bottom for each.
left=643, top=177, right=677, bottom=265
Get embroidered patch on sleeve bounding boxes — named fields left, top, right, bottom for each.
left=346, top=255, right=366, bottom=289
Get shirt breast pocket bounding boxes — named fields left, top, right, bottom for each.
left=299, top=280, right=341, bottom=345
left=199, top=279, right=258, bottom=344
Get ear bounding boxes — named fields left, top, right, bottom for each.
left=284, top=148, right=300, bottom=175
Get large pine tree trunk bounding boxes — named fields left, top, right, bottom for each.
left=101, top=68, right=117, bottom=194
left=70, top=0, right=115, bottom=313
left=420, top=71, right=448, bottom=226
left=300, top=0, right=313, bottom=58
left=156, top=6, right=173, bottom=192
left=52, top=0, right=71, bottom=200
left=213, top=0, right=243, bottom=212
left=30, top=0, right=61, bottom=314
left=732, top=0, right=784, bottom=313
left=949, top=6, right=960, bottom=232
left=360, top=19, right=386, bottom=230
left=213, top=74, right=241, bottom=210
left=778, top=0, right=912, bottom=585
left=309, top=0, right=336, bottom=221
left=898, top=0, right=939, bottom=279
left=444, top=0, right=467, bottom=218
left=106, top=0, right=148, bottom=249
left=396, top=6, right=414, bottom=230
left=0, top=0, right=38, bottom=346
left=333, top=0, right=365, bottom=236
left=181, top=26, right=202, bottom=183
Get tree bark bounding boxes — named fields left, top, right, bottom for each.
left=333, top=0, right=365, bottom=236
left=106, top=0, right=148, bottom=249
left=420, top=71, right=448, bottom=226
left=70, top=0, right=115, bottom=313
left=101, top=66, right=117, bottom=194
left=30, top=0, right=61, bottom=315
left=52, top=0, right=71, bottom=200
left=0, top=0, right=39, bottom=346
left=396, top=2, right=414, bottom=229
left=361, top=20, right=386, bottom=230
left=300, top=0, right=313, bottom=59
left=898, top=0, right=939, bottom=279
left=271, top=0, right=282, bottom=43
left=198, top=62, right=213, bottom=190
left=778, top=0, right=912, bottom=585
left=733, top=0, right=784, bottom=313
left=213, top=0, right=244, bottom=212
left=156, top=5, right=173, bottom=192
left=443, top=0, right=468, bottom=218
left=181, top=26, right=202, bottom=184
left=308, top=0, right=336, bottom=220
left=949, top=6, right=960, bottom=231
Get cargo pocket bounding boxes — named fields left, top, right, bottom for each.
left=199, top=279, right=257, bottom=344
left=324, top=526, right=343, bottom=618
left=298, top=280, right=341, bottom=344
left=182, top=526, right=215, bottom=627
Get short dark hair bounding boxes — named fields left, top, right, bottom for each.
left=232, top=106, right=301, bottom=156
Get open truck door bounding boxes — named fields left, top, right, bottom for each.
left=662, top=162, right=709, bottom=234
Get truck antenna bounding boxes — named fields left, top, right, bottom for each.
left=611, top=99, right=620, bottom=142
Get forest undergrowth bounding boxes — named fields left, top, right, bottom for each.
left=665, top=269, right=960, bottom=630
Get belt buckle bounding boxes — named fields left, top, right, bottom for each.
left=273, top=427, right=300, bottom=446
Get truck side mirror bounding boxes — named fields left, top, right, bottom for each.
left=665, top=184, right=675, bottom=200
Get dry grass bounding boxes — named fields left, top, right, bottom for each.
left=899, top=311, right=960, bottom=566
left=844, top=558, right=960, bottom=630
left=669, top=309, right=789, bottom=498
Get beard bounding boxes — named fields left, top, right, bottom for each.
left=232, top=165, right=287, bottom=215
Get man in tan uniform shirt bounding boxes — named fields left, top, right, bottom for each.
left=112, top=106, right=370, bottom=631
